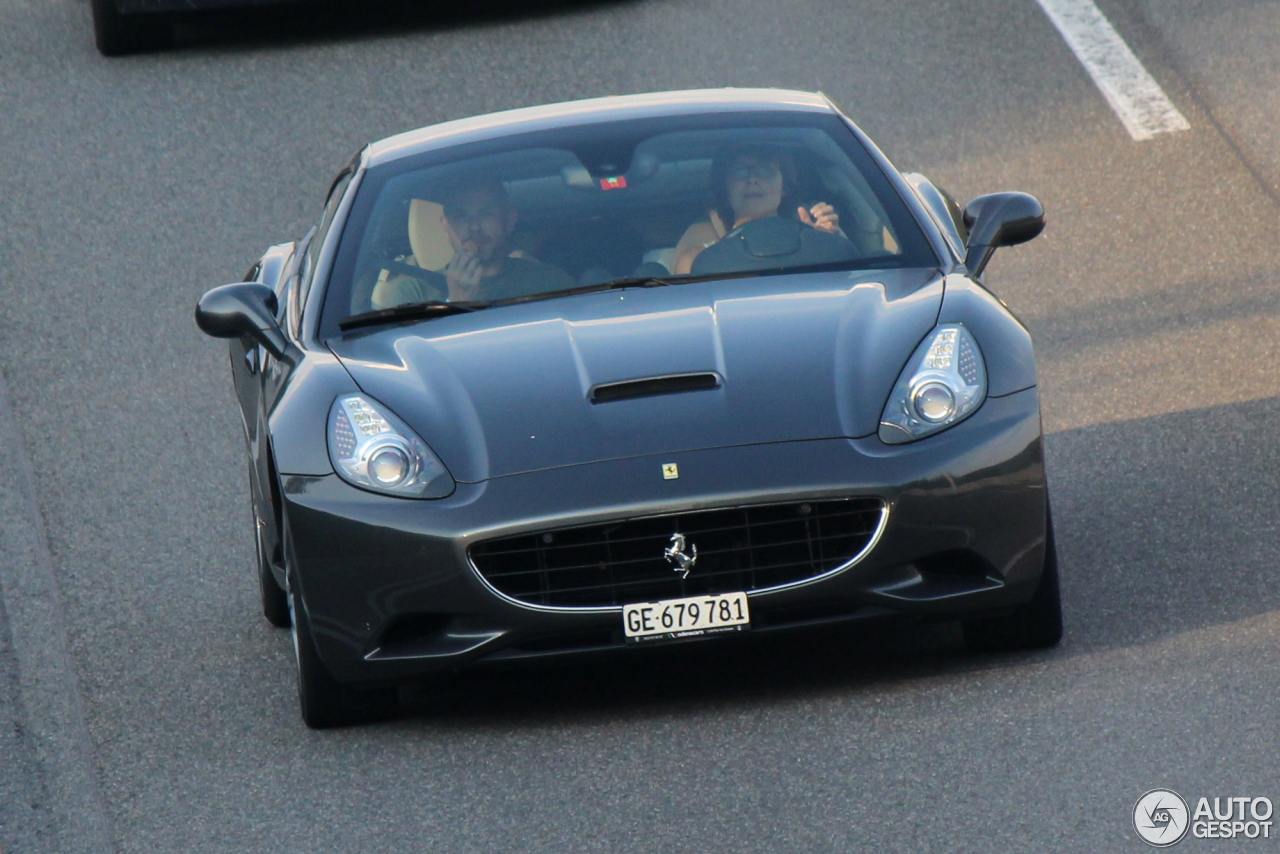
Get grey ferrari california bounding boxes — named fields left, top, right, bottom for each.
left=196, top=88, right=1058, bottom=727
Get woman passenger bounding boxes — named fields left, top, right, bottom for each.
left=671, top=146, right=842, bottom=275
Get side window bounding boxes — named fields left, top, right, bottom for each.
left=291, top=171, right=355, bottom=334
left=901, top=172, right=965, bottom=260
left=284, top=227, right=315, bottom=334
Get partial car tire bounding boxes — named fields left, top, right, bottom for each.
left=255, top=518, right=291, bottom=628
left=91, top=0, right=173, bottom=56
left=289, top=585, right=360, bottom=729
left=962, top=507, right=1063, bottom=653
left=288, top=583, right=394, bottom=729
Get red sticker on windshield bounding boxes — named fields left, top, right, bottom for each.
left=599, top=176, right=627, bottom=190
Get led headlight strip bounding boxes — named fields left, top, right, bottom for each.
left=879, top=324, right=987, bottom=444
left=327, top=394, right=454, bottom=498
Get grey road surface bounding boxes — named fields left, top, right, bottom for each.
left=0, top=0, right=1278, bottom=851
left=0, top=596, right=43, bottom=851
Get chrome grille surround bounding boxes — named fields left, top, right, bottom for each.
left=468, top=497, right=889, bottom=612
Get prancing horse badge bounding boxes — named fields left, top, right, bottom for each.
left=662, top=463, right=679, bottom=480
left=664, top=533, right=697, bottom=578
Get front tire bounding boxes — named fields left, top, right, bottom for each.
left=256, top=517, right=290, bottom=628
left=91, top=0, right=173, bottom=56
left=288, top=584, right=394, bottom=729
left=962, top=508, right=1063, bottom=653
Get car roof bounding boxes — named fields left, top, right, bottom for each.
left=365, top=88, right=837, bottom=168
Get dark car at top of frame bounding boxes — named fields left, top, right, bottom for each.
left=196, top=88, right=1059, bottom=728
left=91, top=0, right=311, bottom=55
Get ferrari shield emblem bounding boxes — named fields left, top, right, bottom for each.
left=662, top=463, right=679, bottom=480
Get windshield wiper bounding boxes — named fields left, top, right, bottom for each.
left=589, top=275, right=678, bottom=291
left=491, top=270, right=766, bottom=309
left=339, top=300, right=485, bottom=331
left=490, top=276, right=673, bottom=307
left=341, top=267, right=837, bottom=331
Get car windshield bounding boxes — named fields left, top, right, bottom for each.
left=320, top=111, right=938, bottom=336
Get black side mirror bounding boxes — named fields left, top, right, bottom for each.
left=963, top=192, right=1045, bottom=277
left=195, top=282, right=288, bottom=358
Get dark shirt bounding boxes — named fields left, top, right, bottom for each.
left=472, top=255, right=576, bottom=301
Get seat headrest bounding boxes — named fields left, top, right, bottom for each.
left=407, top=199, right=454, bottom=272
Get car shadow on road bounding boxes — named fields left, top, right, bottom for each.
left=169, top=0, right=641, bottom=53
left=373, top=394, right=1280, bottom=730
left=389, top=615, right=982, bottom=729
left=1046, top=394, right=1280, bottom=653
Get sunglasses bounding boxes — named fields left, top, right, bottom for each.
left=727, top=163, right=781, bottom=182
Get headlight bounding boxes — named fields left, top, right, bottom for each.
left=327, top=394, right=454, bottom=498
left=879, top=324, right=986, bottom=444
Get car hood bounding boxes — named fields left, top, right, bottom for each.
left=328, top=269, right=943, bottom=482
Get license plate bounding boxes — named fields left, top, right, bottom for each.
left=623, top=591, right=750, bottom=643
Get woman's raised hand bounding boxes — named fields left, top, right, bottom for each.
left=798, top=202, right=840, bottom=233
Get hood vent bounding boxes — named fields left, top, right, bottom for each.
left=590, top=372, right=721, bottom=404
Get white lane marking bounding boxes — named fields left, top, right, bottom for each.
left=1034, top=0, right=1190, bottom=141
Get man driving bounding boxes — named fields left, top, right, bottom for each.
left=439, top=180, right=574, bottom=302
left=371, top=179, right=574, bottom=309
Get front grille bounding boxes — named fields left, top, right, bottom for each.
left=469, top=498, right=885, bottom=609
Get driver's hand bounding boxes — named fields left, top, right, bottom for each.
left=445, top=244, right=483, bottom=301
left=799, top=203, right=840, bottom=233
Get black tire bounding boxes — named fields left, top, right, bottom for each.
left=256, top=518, right=291, bottom=628
left=91, top=0, right=173, bottom=56
left=288, top=583, right=394, bottom=729
left=962, top=508, right=1063, bottom=653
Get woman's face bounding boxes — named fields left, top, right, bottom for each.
left=725, top=155, right=783, bottom=224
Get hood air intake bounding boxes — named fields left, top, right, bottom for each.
left=590, top=372, right=721, bottom=404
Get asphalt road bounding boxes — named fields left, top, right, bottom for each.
left=0, top=0, right=1278, bottom=851
left=0, top=596, right=43, bottom=852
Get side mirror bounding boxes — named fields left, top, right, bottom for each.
left=195, top=282, right=288, bottom=358
left=963, top=192, right=1045, bottom=277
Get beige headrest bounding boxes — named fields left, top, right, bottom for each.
left=407, top=199, right=454, bottom=271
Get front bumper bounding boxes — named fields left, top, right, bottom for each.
left=282, top=387, right=1046, bottom=682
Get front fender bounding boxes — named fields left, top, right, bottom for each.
left=938, top=274, right=1036, bottom=397
left=268, top=350, right=360, bottom=475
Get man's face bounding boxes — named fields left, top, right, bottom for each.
left=442, top=188, right=517, bottom=263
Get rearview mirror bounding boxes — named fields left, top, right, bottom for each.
left=963, top=192, right=1045, bottom=277
left=194, top=282, right=288, bottom=358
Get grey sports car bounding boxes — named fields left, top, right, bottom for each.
left=196, top=88, right=1058, bottom=728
